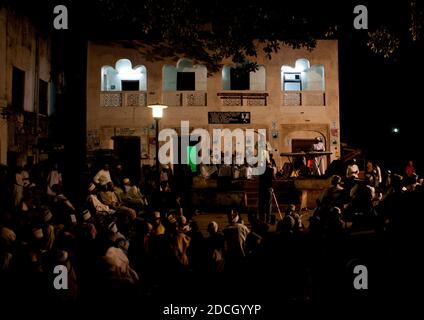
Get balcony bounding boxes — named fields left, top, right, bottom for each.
left=217, top=92, right=268, bottom=106
left=282, top=91, right=325, bottom=106
left=162, top=91, right=207, bottom=106
left=100, top=91, right=147, bottom=107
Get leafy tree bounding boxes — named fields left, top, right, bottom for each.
left=4, top=0, right=423, bottom=70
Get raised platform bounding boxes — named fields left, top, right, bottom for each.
left=191, top=176, right=331, bottom=212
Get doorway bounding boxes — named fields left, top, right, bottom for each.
left=292, top=139, right=315, bottom=153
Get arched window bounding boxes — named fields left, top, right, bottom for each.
left=101, top=59, right=147, bottom=91
left=163, top=59, right=207, bottom=91
left=222, top=64, right=266, bottom=91
left=281, top=59, right=325, bottom=91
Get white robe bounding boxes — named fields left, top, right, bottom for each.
left=47, top=170, right=62, bottom=196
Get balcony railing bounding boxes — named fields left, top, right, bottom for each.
left=217, top=92, right=268, bottom=106
left=282, top=91, right=325, bottom=106
left=100, top=91, right=147, bottom=107
left=162, top=91, right=207, bottom=106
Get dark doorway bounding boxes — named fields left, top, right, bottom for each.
left=292, top=139, right=316, bottom=153
left=12, top=67, right=25, bottom=111
left=121, top=80, right=139, bottom=91
left=38, top=80, right=49, bottom=115
left=113, top=136, right=141, bottom=185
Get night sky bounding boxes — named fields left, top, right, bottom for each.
left=339, top=29, right=423, bottom=172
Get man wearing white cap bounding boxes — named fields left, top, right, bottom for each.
left=93, top=163, right=112, bottom=186
left=86, top=183, right=115, bottom=216
left=119, top=178, right=147, bottom=212
left=98, top=182, right=137, bottom=221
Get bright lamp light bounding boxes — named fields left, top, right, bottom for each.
left=148, top=104, right=168, bottom=119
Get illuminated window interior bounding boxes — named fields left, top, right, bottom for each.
left=281, top=59, right=325, bottom=91
left=101, top=59, right=147, bottom=91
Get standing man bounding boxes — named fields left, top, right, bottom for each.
left=258, top=161, right=276, bottom=224
left=46, top=163, right=62, bottom=197
left=312, top=137, right=325, bottom=176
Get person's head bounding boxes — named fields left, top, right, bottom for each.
left=177, top=215, right=190, bottom=232
left=116, top=164, right=123, bottom=172
left=207, top=221, right=219, bottom=235
left=285, top=204, right=296, bottom=215
left=123, top=178, right=131, bottom=186
left=103, top=164, right=109, bottom=171
left=331, top=175, right=342, bottom=186
left=108, top=221, right=118, bottom=234
left=42, top=207, right=53, bottom=224
left=82, top=209, right=92, bottom=222
left=152, top=211, right=161, bottom=225
left=228, top=209, right=240, bottom=224
left=167, top=214, right=177, bottom=225
left=315, top=136, right=322, bottom=143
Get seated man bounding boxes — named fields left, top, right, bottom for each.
left=116, top=178, right=148, bottom=213
left=98, top=182, right=137, bottom=221
left=86, top=182, right=115, bottom=216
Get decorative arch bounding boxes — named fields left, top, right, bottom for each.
left=222, top=64, right=266, bottom=90
left=101, top=58, right=147, bottom=91
left=279, top=123, right=330, bottom=168
left=163, top=58, right=207, bottom=91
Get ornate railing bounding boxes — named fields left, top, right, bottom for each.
left=282, top=91, right=325, bottom=106
left=100, top=91, right=147, bottom=107
left=162, top=91, right=207, bottom=106
left=217, top=92, right=268, bottom=106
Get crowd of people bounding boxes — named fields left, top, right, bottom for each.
left=0, top=158, right=422, bottom=314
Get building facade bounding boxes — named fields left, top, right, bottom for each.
left=86, top=40, right=340, bottom=171
left=0, top=6, right=53, bottom=167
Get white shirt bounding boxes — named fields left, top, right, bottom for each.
left=47, top=170, right=62, bottom=196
